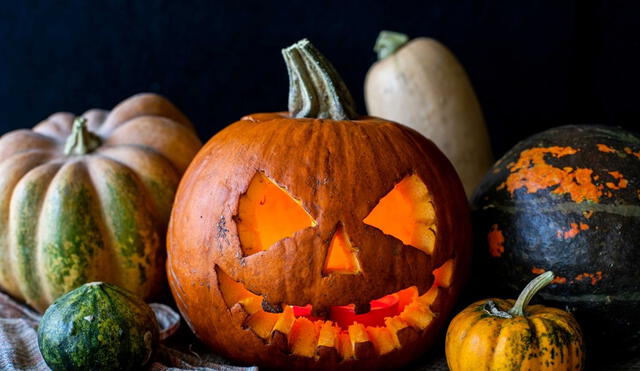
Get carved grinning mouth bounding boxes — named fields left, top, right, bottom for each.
left=215, top=259, right=454, bottom=360
left=220, top=171, right=449, bottom=360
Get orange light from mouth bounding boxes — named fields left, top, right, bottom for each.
left=292, top=289, right=412, bottom=329
left=216, top=258, right=455, bottom=359
left=329, top=294, right=399, bottom=329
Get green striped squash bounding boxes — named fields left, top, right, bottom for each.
left=0, top=93, right=202, bottom=312
left=38, top=282, right=159, bottom=370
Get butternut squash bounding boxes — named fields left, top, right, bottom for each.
left=365, top=31, right=493, bottom=197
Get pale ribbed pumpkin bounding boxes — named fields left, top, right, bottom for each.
left=0, top=93, right=202, bottom=312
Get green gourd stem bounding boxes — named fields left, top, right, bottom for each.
left=508, top=271, right=555, bottom=316
left=282, top=38, right=358, bottom=120
left=64, top=117, right=101, bottom=155
left=374, top=31, right=409, bottom=60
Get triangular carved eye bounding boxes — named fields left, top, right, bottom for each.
left=363, top=174, right=437, bottom=254
left=236, top=172, right=317, bottom=256
left=323, top=224, right=361, bottom=275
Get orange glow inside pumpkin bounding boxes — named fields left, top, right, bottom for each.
left=363, top=174, right=437, bottom=254
left=323, top=224, right=361, bottom=275
left=236, top=172, right=316, bottom=256
left=215, top=258, right=455, bottom=359
left=292, top=286, right=420, bottom=329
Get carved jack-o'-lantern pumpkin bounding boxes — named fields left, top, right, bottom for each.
left=167, top=39, right=471, bottom=369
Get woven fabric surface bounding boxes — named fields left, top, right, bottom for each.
left=2, top=289, right=638, bottom=370
left=0, top=291, right=255, bottom=371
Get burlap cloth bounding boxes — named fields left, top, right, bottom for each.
left=0, top=290, right=254, bottom=370
left=1, top=289, right=637, bottom=370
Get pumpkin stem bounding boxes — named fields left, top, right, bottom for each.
left=282, top=38, right=358, bottom=120
left=508, top=271, right=555, bottom=317
left=484, top=300, right=513, bottom=319
left=64, top=117, right=101, bottom=156
left=374, top=31, right=409, bottom=60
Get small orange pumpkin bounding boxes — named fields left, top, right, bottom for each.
left=168, top=39, right=471, bottom=369
left=446, top=272, right=585, bottom=370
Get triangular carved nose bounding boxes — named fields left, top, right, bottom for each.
left=323, top=224, right=361, bottom=275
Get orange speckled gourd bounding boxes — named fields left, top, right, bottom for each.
left=446, top=272, right=585, bottom=371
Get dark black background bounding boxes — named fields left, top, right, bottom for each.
left=1, top=1, right=639, bottom=157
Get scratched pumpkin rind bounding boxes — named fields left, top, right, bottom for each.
left=471, top=124, right=640, bottom=353
left=167, top=40, right=472, bottom=370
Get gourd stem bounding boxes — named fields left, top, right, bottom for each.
left=282, top=38, right=358, bottom=120
left=508, top=271, right=555, bottom=317
left=374, top=31, right=409, bottom=60
left=64, top=117, right=101, bottom=155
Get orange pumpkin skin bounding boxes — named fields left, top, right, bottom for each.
left=167, top=111, right=471, bottom=369
left=446, top=273, right=585, bottom=371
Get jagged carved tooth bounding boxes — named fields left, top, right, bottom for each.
left=366, top=326, right=397, bottom=355
left=316, top=321, right=340, bottom=361
left=399, top=301, right=434, bottom=330
left=246, top=311, right=280, bottom=339
left=289, top=317, right=319, bottom=357
left=348, top=323, right=376, bottom=359
left=338, top=332, right=355, bottom=360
